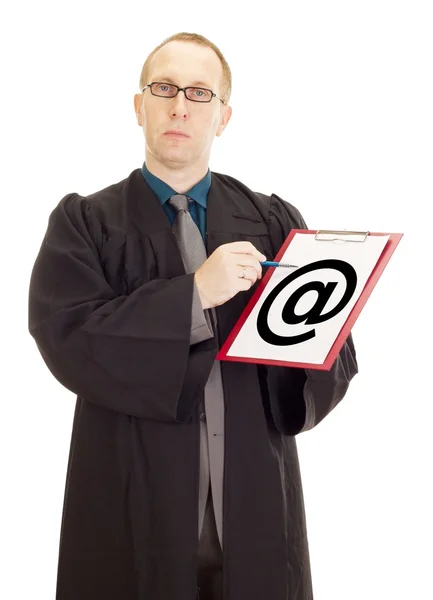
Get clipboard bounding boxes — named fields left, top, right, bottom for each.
left=216, top=229, right=403, bottom=370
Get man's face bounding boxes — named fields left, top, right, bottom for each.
left=134, top=41, right=232, bottom=169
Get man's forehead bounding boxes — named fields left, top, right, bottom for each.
left=149, top=41, right=222, bottom=87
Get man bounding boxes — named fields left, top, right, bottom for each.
left=28, top=31, right=358, bottom=600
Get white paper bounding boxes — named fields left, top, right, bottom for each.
left=226, top=232, right=389, bottom=364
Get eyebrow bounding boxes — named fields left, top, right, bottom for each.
left=153, top=76, right=213, bottom=88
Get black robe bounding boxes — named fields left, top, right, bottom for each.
left=28, top=168, right=358, bottom=600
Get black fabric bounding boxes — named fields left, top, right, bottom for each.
left=28, top=168, right=359, bottom=599
left=197, top=488, right=223, bottom=600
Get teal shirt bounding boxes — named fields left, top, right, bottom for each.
left=140, top=162, right=211, bottom=243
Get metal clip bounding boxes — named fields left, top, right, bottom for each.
left=314, top=229, right=370, bottom=242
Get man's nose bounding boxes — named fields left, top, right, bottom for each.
left=171, top=90, right=189, bottom=116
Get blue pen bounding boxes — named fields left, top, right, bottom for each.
left=260, top=261, right=298, bottom=268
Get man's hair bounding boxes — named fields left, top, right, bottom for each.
left=138, top=32, right=232, bottom=105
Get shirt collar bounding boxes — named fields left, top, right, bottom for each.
left=141, top=162, right=211, bottom=209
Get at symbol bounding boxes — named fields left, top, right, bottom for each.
left=256, top=259, right=357, bottom=346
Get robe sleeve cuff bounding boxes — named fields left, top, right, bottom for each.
left=299, top=334, right=359, bottom=433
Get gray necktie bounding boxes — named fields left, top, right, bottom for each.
left=168, top=194, right=225, bottom=550
left=168, top=194, right=207, bottom=273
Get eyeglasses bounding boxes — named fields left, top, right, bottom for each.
left=141, top=82, right=225, bottom=104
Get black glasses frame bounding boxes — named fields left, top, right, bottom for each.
left=141, top=82, right=225, bottom=104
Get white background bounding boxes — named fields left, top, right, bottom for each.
left=1, top=1, right=432, bottom=598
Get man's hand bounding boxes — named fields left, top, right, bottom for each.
left=194, top=242, right=267, bottom=309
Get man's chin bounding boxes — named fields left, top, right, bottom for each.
left=147, top=143, right=202, bottom=168
left=160, top=150, right=192, bottom=166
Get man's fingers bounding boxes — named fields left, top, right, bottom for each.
left=223, top=241, right=267, bottom=261
left=231, top=255, right=264, bottom=278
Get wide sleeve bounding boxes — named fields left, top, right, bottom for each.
left=28, top=193, right=216, bottom=423
left=264, top=193, right=359, bottom=436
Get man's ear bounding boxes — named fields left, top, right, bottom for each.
left=133, top=94, right=143, bottom=126
left=216, top=105, right=232, bottom=137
